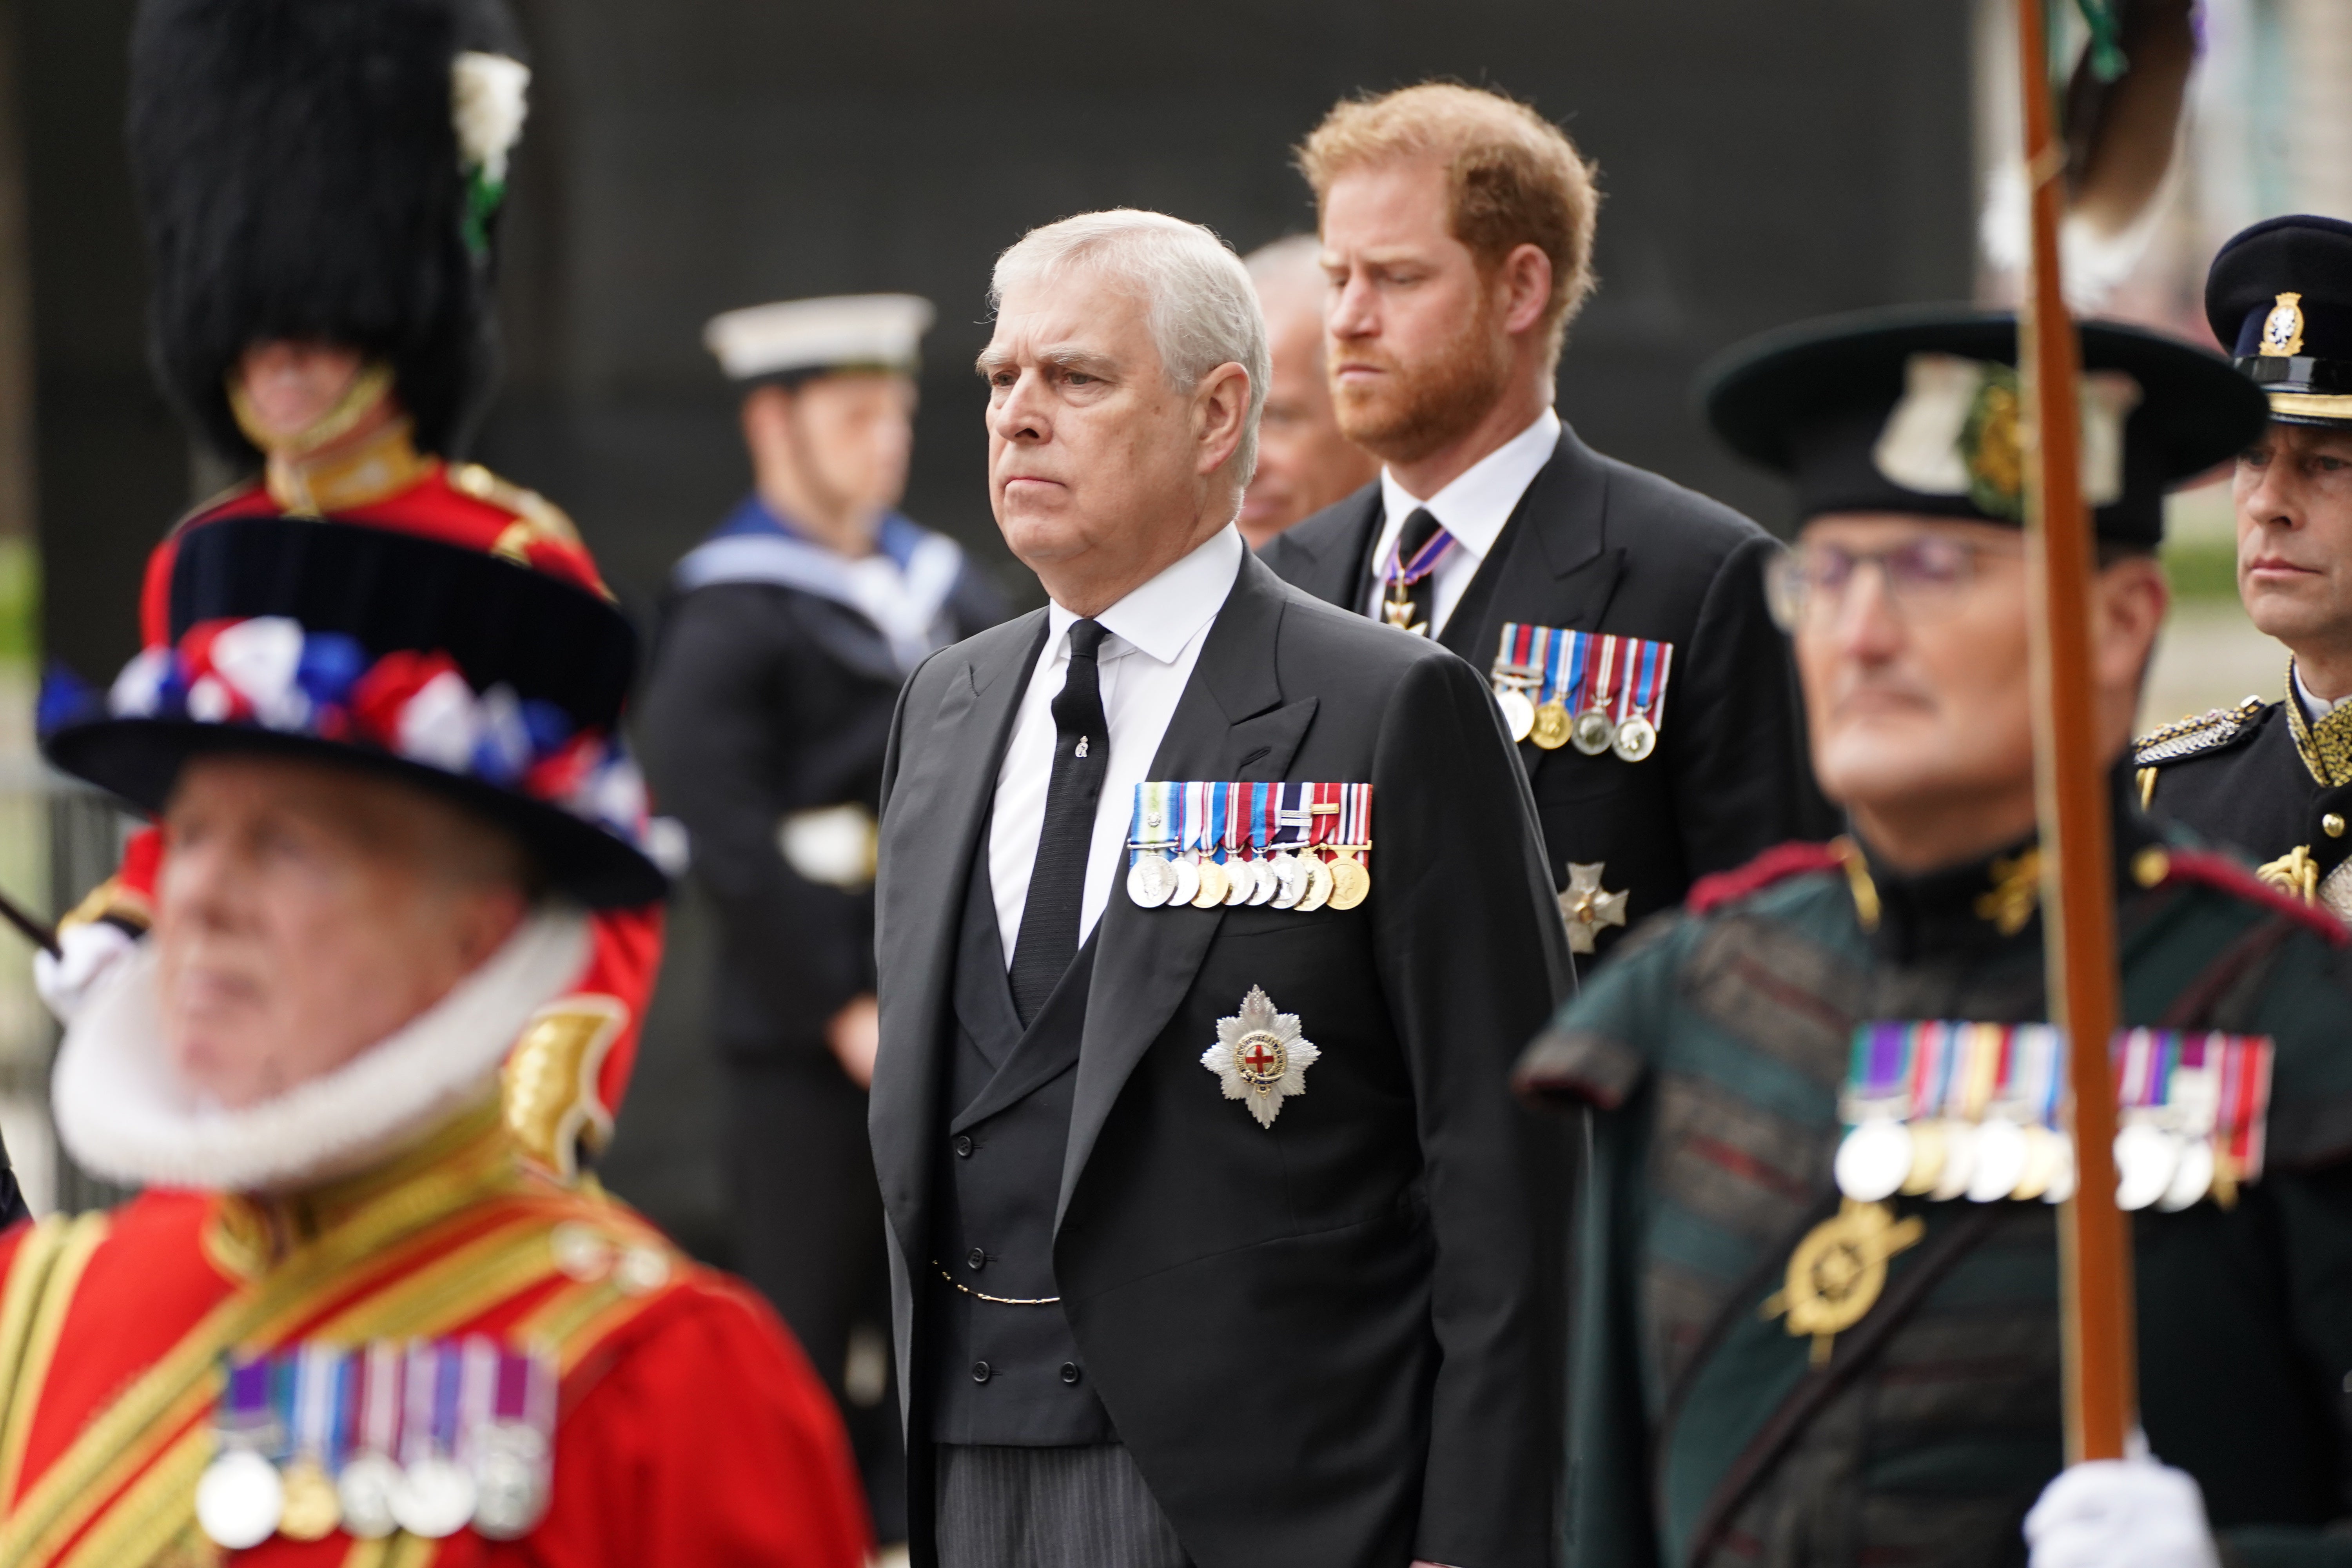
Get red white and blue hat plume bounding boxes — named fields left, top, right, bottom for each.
left=41, top=519, right=663, bottom=907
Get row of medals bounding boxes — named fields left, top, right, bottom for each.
left=198, top=1431, right=546, bottom=1547
left=1837, top=1116, right=2231, bottom=1212
left=1493, top=678, right=1656, bottom=762
left=1127, top=845, right=1370, bottom=913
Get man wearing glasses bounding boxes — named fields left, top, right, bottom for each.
left=2138, top=216, right=2352, bottom=920
left=1515, top=308, right=2352, bottom=1568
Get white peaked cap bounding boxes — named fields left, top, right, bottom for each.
left=703, top=293, right=936, bottom=382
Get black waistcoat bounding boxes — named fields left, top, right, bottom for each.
left=924, top=838, right=1114, bottom=1445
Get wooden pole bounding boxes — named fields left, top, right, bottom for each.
left=2014, top=0, right=2136, bottom=1466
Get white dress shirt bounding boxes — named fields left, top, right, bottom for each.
left=989, top=525, right=1246, bottom=963
left=1362, top=407, right=1563, bottom=636
left=2294, top=664, right=2348, bottom=720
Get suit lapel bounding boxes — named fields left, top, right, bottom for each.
left=1057, top=555, right=1316, bottom=1222
left=871, top=613, right=1049, bottom=1229
left=1281, top=484, right=1382, bottom=611
left=1437, top=425, right=1625, bottom=662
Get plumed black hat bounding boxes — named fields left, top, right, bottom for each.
left=127, top=0, right=528, bottom=464
left=2205, top=214, right=2352, bottom=429
left=1700, top=307, right=2267, bottom=544
left=41, top=519, right=664, bottom=908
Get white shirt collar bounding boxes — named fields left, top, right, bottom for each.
left=2294, top=662, right=2349, bottom=720
left=1378, top=407, right=1562, bottom=564
left=1045, top=524, right=1244, bottom=666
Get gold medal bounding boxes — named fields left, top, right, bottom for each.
left=279, top=1459, right=343, bottom=1541
left=1296, top=855, right=1334, bottom=912
left=1327, top=849, right=1370, bottom=911
left=1570, top=708, right=1614, bottom=755
left=1192, top=857, right=1229, bottom=909
left=1531, top=700, right=1572, bottom=750
left=1900, top=1120, right=1947, bottom=1196
left=1760, top=1198, right=1925, bottom=1366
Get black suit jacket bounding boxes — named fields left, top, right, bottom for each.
left=2140, top=699, right=2352, bottom=884
left=1260, top=425, right=1834, bottom=955
left=873, top=551, right=1572, bottom=1568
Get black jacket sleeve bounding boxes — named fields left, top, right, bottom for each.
left=641, top=586, right=871, bottom=1058
left=0, top=1133, right=26, bottom=1232
left=1666, top=530, right=1839, bottom=877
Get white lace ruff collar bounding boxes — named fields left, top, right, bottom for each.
left=52, top=909, right=589, bottom=1194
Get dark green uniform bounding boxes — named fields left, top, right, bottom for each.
left=1515, top=810, right=2352, bottom=1568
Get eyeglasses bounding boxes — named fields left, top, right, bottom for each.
left=1764, top=537, right=2020, bottom=631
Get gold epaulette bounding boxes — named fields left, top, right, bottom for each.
left=2133, top=695, right=2268, bottom=769
left=448, top=462, right=586, bottom=554
left=55, top=876, right=150, bottom=938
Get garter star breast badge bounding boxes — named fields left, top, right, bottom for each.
left=1203, top=986, right=1320, bottom=1129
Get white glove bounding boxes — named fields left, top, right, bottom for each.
left=2024, top=1459, right=2220, bottom=1568
left=33, top=920, right=139, bottom=1025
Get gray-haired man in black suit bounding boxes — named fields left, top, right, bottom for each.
left=870, top=209, right=1571, bottom=1568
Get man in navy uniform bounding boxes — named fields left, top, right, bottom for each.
left=2138, top=216, right=2352, bottom=920
left=1517, top=306, right=2352, bottom=1568
left=640, top=294, right=1005, bottom=1544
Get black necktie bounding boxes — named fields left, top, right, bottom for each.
left=1381, top=507, right=1448, bottom=637
left=1007, top=619, right=1110, bottom=1025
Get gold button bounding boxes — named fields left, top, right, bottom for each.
left=2327, top=813, right=2347, bottom=839
left=2132, top=846, right=2171, bottom=888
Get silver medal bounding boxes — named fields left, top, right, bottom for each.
left=391, top=1455, right=479, bottom=1539
left=195, top=1447, right=285, bottom=1550
left=1967, top=1119, right=2029, bottom=1204
left=1929, top=1120, right=1977, bottom=1202
left=337, top=1452, right=403, bottom=1540
left=472, top=1427, right=552, bottom=1541
left=2040, top=1138, right=2078, bottom=1205
left=1495, top=686, right=1537, bottom=744
left=1247, top=858, right=1279, bottom=906
left=2113, top=1123, right=2180, bottom=1212
left=1220, top=858, right=1253, bottom=906
left=2157, top=1137, right=2215, bottom=1212
left=1833, top=1118, right=1913, bottom=1203
left=1126, top=854, right=1176, bottom=908
left=1270, top=851, right=1308, bottom=909
left=1168, top=855, right=1200, bottom=907
left=1612, top=713, right=1658, bottom=763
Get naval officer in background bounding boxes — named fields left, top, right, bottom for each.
left=1261, top=83, right=1833, bottom=961
left=641, top=293, right=1005, bottom=1546
left=872, top=209, right=1569, bottom=1568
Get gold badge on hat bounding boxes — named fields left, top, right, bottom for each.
left=2262, top=292, right=2306, bottom=358
left=1203, top=986, right=1320, bottom=1128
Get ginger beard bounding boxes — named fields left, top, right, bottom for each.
left=1329, top=281, right=1515, bottom=467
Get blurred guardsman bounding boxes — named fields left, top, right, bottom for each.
left=1516, top=308, right=2352, bottom=1568
left=2, top=516, right=871, bottom=1564
left=640, top=293, right=1004, bottom=1543
left=1237, top=236, right=1377, bottom=549
left=1262, top=83, right=1832, bottom=961
left=872, top=210, right=1569, bottom=1568
left=29, top=0, right=661, bottom=1184
left=2138, top=216, right=2352, bottom=920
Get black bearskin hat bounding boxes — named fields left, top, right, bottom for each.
left=127, top=0, right=528, bottom=464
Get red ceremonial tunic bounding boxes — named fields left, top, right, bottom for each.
left=74, top=452, right=663, bottom=1160
left=0, top=1105, right=872, bottom=1567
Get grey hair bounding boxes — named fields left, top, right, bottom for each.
left=991, top=209, right=1271, bottom=486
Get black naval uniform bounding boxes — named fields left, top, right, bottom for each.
left=2137, top=214, right=2352, bottom=924
left=640, top=496, right=1004, bottom=1535
left=1515, top=808, right=2352, bottom=1568
left=1260, top=423, right=1836, bottom=961
left=2136, top=689, right=2352, bottom=920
